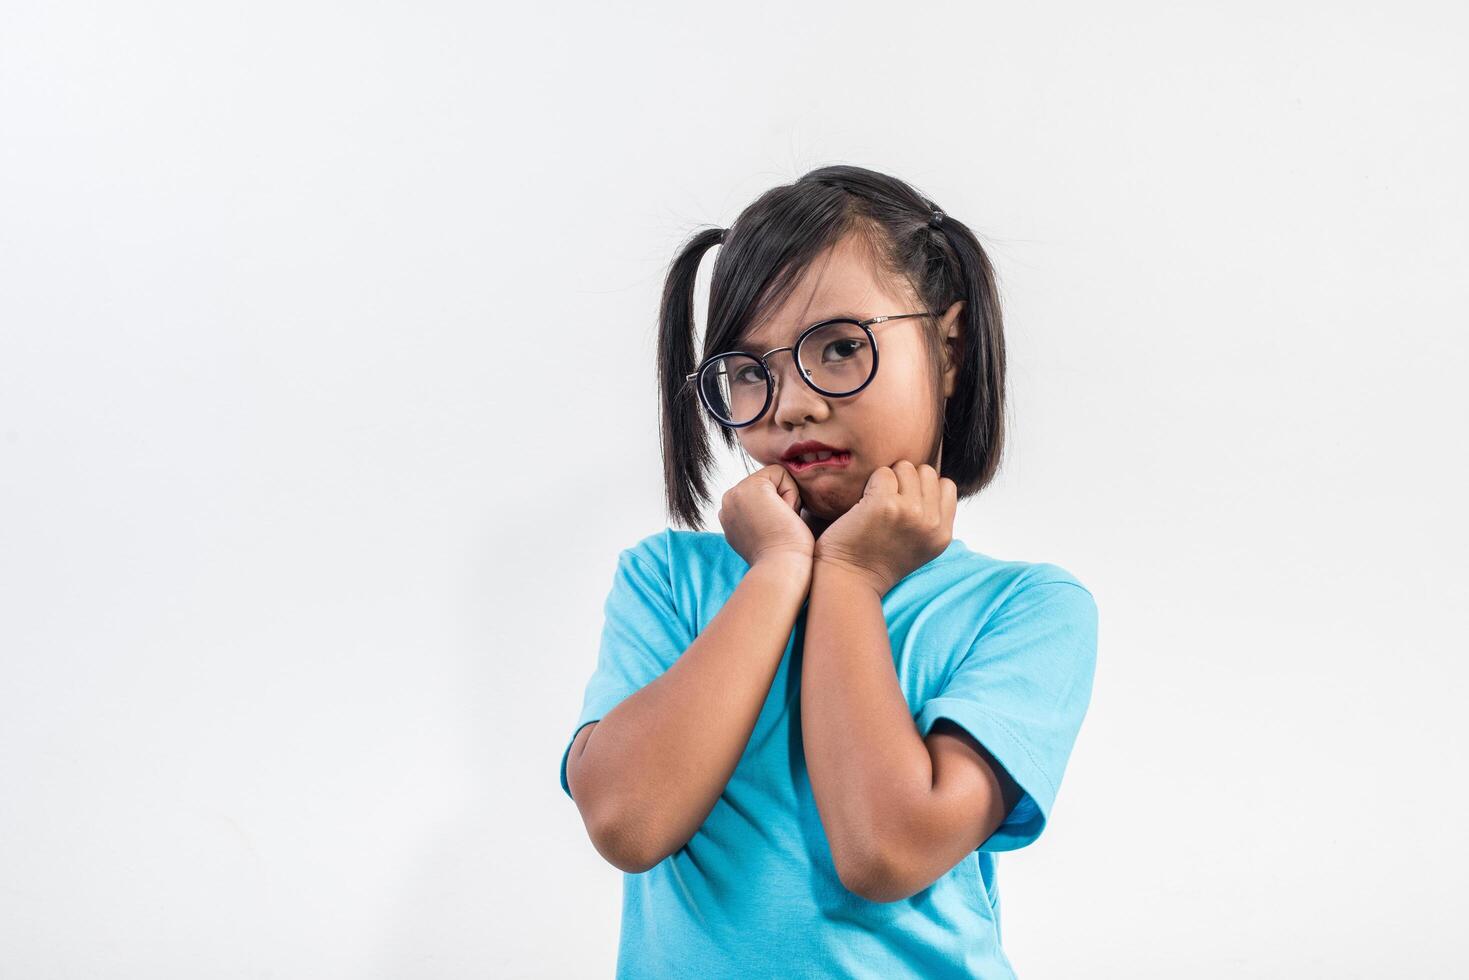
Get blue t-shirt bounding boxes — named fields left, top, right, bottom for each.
left=560, top=528, right=1099, bottom=978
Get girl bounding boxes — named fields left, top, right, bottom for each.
left=560, top=165, right=1098, bottom=979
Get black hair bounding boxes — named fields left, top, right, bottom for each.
left=655, top=164, right=1008, bottom=530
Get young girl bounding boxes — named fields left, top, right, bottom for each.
left=560, top=165, right=1098, bottom=978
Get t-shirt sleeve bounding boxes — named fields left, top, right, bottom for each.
left=560, top=535, right=693, bottom=800
left=914, top=569, right=1099, bottom=851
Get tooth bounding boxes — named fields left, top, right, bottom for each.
left=815, top=451, right=832, bottom=460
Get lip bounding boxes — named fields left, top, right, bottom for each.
left=781, top=441, right=853, bottom=473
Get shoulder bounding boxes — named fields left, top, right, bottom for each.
left=616, top=527, right=743, bottom=589
left=994, top=560, right=1099, bottom=654
left=942, top=544, right=1093, bottom=597
left=944, top=548, right=1098, bottom=631
left=1015, top=560, right=1095, bottom=602
left=620, top=527, right=734, bottom=565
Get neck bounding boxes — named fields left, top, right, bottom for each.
left=800, top=507, right=834, bottom=539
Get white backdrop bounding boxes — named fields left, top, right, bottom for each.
left=2, top=2, right=1466, bottom=977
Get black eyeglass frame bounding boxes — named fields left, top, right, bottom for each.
left=684, top=312, right=940, bottom=429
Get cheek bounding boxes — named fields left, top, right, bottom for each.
left=736, top=433, right=775, bottom=464
left=842, top=373, right=939, bottom=460
left=849, top=369, right=929, bottom=435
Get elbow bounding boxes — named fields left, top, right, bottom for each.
left=834, top=846, right=911, bottom=905
left=569, top=758, right=673, bottom=874
left=586, top=806, right=670, bottom=875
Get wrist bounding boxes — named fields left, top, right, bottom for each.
left=749, top=551, right=813, bottom=592
left=812, top=555, right=890, bottom=600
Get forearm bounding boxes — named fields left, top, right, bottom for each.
left=801, top=559, right=934, bottom=890
left=573, top=555, right=810, bottom=872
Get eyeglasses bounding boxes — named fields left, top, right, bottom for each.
left=684, top=312, right=938, bottom=428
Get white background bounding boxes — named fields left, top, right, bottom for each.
left=3, top=2, right=1466, bottom=977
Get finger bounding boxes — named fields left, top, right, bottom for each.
left=863, top=465, right=898, bottom=500
left=940, top=476, right=957, bottom=529
left=918, top=464, right=940, bottom=523
left=891, top=459, right=920, bottom=499
left=765, top=464, right=804, bottom=512
left=758, top=464, right=805, bottom=514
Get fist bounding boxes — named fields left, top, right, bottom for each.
left=717, top=463, right=816, bottom=569
left=811, top=460, right=957, bottom=596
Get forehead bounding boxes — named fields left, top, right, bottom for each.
left=734, top=232, right=910, bottom=350
left=735, top=309, right=866, bottom=352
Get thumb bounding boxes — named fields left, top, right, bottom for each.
left=767, top=465, right=804, bottom=512
left=862, top=465, right=897, bottom=499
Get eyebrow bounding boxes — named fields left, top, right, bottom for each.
left=735, top=310, right=866, bottom=352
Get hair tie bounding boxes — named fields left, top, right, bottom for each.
left=928, top=210, right=945, bottom=228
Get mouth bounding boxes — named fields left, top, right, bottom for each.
left=782, top=449, right=853, bottom=474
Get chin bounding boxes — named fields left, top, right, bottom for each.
left=799, top=484, right=859, bottom=521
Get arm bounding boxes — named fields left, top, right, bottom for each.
left=566, top=553, right=810, bottom=874
left=802, top=559, right=1021, bottom=902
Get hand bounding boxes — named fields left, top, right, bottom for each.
left=718, top=464, right=816, bottom=570
left=812, top=460, right=956, bottom=596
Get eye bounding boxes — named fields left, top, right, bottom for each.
left=732, top=363, right=767, bottom=386
left=821, top=338, right=866, bottom=362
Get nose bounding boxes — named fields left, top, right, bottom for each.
left=765, top=350, right=831, bottom=428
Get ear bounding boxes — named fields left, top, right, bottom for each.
left=939, top=300, right=965, bottom=398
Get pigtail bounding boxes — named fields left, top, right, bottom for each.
left=931, top=215, right=1009, bottom=495
left=656, top=226, right=726, bottom=530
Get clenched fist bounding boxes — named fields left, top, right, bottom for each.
left=718, top=464, right=816, bottom=570
left=811, top=460, right=956, bottom=596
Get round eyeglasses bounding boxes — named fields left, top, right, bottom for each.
left=684, top=312, right=939, bottom=428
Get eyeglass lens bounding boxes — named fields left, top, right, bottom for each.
left=699, top=320, right=873, bottom=425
